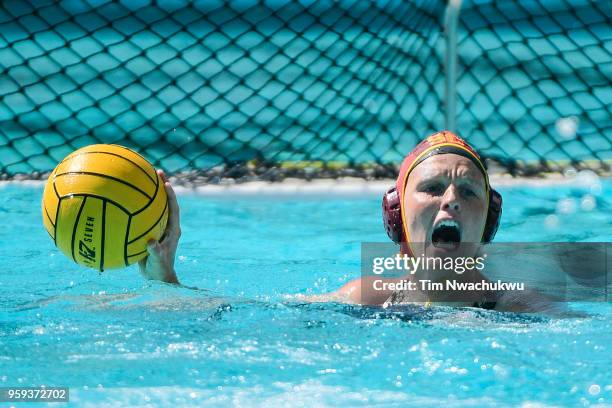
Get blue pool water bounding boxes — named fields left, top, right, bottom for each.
left=1, top=179, right=611, bottom=407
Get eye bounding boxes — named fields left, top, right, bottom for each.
left=461, top=186, right=478, bottom=198
left=422, top=183, right=444, bottom=195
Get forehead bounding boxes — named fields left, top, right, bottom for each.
left=409, top=154, right=485, bottom=184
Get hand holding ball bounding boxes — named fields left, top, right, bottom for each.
left=42, top=144, right=168, bottom=271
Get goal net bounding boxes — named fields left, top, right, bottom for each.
left=0, top=0, right=609, bottom=180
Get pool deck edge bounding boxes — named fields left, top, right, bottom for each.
left=3, top=174, right=607, bottom=197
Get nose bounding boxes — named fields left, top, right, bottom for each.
left=441, top=185, right=461, bottom=213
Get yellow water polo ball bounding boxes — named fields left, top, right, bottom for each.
left=42, top=144, right=168, bottom=271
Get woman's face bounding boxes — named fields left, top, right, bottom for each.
left=403, top=154, right=488, bottom=258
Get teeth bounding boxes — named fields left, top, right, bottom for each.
left=435, top=219, right=461, bottom=230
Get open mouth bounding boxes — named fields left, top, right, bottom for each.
left=431, top=219, right=462, bottom=250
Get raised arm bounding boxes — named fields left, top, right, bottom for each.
left=138, top=169, right=181, bottom=284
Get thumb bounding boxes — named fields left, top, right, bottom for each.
left=146, top=240, right=161, bottom=259
left=138, top=240, right=159, bottom=269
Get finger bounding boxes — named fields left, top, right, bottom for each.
left=164, top=181, right=181, bottom=236
left=156, top=169, right=179, bottom=237
left=157, top=168, right=169, bottom=183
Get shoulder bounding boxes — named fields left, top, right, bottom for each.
left=494, top=288, right=565, bottom=313
left=336, top=276, right=399, bottom=305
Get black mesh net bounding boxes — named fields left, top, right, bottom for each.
left=0, top=0, right=610, bottom=182
left=457, top=0, right=611, bottom=175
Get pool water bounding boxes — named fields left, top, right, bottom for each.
left=1, top=180, right=611, bottom=407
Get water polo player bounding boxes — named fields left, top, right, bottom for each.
left=320, top=131, right=553, bottom=312
left=141, top=131, right=553, bottom=312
